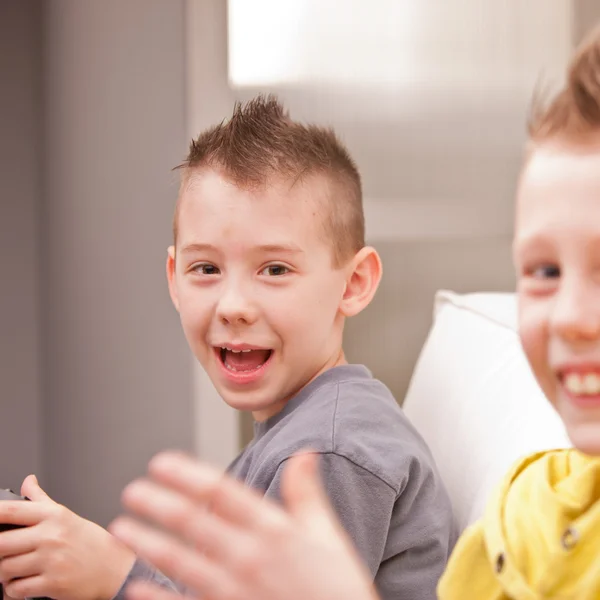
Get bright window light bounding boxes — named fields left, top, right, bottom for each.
left=227, top=0, right=572, bottom=90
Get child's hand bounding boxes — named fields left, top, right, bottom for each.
left=110, top=451, right=379, bottom=600
left=0, top=475, right=136, bottom=600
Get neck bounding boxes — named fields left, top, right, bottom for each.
left=252, top=348, right=347, bottom=422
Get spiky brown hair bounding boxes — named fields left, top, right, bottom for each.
left=173, top=95, right=364, bottom=266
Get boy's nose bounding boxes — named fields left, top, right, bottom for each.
left=551, top=279, right=600, bottom=343
left=216, top=289, right=259, bottom=326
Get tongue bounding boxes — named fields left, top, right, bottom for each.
left=225, top=349, right=270, bottom=371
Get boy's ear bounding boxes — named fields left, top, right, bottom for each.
left=339, top=246, right=382, bottom=317
left=166, top=246, right=180, bottom=312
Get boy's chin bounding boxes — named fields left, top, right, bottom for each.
left=218, top=388, right=285, bottom=417
left=565, top=422, right=600, bottom=457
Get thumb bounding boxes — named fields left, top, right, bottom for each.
left=282, top=452, right=337, bottom=529
left=21, top=474, right=51, bottom=502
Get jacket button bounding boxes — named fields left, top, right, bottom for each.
left=495, top=553, right=505, bottom=573
left=561, top=527, right=578, bottom=550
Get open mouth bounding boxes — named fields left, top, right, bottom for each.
left=217, top=347, right=273, bottom=373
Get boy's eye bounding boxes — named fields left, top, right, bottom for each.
left=192, top=263, right=220, bottom=275
left=530, top=264, right=561, bottom=279
left=260, top=264, right=289, bottom=276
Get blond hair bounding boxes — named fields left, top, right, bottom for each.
left=529, top=25, right=600, bottom=143
left=173, top=95, right=364, bottom=267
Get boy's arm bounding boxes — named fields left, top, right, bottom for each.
left=265, top=452, right=454, bottom=600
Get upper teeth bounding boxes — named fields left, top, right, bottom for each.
left=564, top=372, right=600, bottom=395
left=222, top=347, right=252, bottom=353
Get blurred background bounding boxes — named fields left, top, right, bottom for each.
left=1, top=0, right=599, bottom=526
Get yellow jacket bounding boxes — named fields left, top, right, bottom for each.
left=438, top=449, right=600, bottom=599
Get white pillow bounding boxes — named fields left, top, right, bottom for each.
left=403, top=291, right=571, bottom=533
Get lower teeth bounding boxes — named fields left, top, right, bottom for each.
left=226, top=364, right=259, bottom=372
left=220, top=350, right=272, bottom=372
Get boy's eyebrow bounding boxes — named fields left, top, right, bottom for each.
left=256, top=244, right=304, bottom=254
left=178, top=243, right=304, bottom=254
left=179, top=243, right=217, bottom=254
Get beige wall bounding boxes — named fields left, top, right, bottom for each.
left=41, top=0, right=194, bottom=526
left=0, top=0, right=195, bottom=527
left=0, top=0, right=43, bottom=492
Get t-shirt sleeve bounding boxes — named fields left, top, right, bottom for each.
left=112, top=558, right=181, bottom=600
left=264, top=452, right=454, bottom=600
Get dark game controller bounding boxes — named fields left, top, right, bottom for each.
left=0, top=488, right=51, bottom=600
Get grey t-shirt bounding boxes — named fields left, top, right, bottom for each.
left=227, top=364, right=456, bottom=600
left=115, top=364, right=456, bottom=600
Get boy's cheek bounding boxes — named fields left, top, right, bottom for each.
left=518, top=310, right=541, bottom=366
left=522, top=347, right=558, bottom=409
left=519, top=310, right=556, bottom=404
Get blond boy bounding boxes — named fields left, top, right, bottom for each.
left=438, top=25, right=600, bottom=599
left=112, top=25, right=600, bottom=600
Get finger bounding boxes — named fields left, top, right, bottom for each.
left=110, top=518, right=240, bottom=600
left=0, top=503, right=45, bottom=528
left=283, top=452, right=357, bottom=548
left=282, top=452, right=336, bottom=525
left=3, top=575, right=46, bottom=600
left=0, top=551, right=40, bottom=582
left=20, top=476, right=50, bottom=503
left=120, top=478, right=205, bottom=538
left=0, top=526, right=39, bottom=558
left=121, top=479, right=218, bottom=542
left=147, top=452, right=288, bottom=531
left=118, top=481, right=262, bottom=564
left=282, top=452, right=320, bottom=514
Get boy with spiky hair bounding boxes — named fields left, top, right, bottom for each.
left=0, top=96, right=455, bottom=600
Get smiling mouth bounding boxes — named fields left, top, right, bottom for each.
left=562, top=371, right=600, bottom=396
left=217, top=347, right=273, bottom=372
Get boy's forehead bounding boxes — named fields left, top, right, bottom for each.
left=176, top=168, right=332, bottom=243
left=181, top=168, right=328, bottom=209
left=515, top=143, right=600, bottom=238
left=522, top=143, right=600, bottom=183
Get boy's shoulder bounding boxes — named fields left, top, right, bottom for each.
left=239, top=364, right=439, bottom=494
left=324, top=365, right=439, bottom=492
